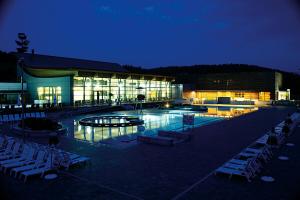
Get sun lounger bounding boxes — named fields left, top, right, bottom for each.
left=0, top=137, right=6, bottom=149
left=14, top=114, right=21, bottom=121
left=8, top=115, right=14, bottom=122
left=0, top=142, right=22, bottom=160
left=229, top=158, right=261, bottom=174
left=0, top=140, right=15, bottom=154
left=20, top=154, right=54, bottom=182
left=35, top=112, right=41, bottom=118
left=223, top=162, right=256, bottom=177
left=0, top=144, right=31, bottom=165
left=40, top=112, right=46, bottom=118
left=69, top=156, right=90, bottom=166
left=10, top=150, right=46, bottom=178
left=244, top=148, right=269, bottom=162
left=1, top=146, right=36, bottom=173
left=215, top=166, right=252, bottom=182
left=2, top=115, right=9, bottom=123
left=256, top=134, right=269, bottom=145
left=0, top=136, right=91, bottom=181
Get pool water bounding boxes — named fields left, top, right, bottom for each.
left=60, top=107, right=257, bottom=146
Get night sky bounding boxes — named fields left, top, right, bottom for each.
left=0, top=0, right=300, bottom=72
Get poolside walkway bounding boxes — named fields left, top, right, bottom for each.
left=180, top=116, right=300, bottom=200
left=0, top=106, right=298, bottom=200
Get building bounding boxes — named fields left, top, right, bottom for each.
left=0, top=52, right=25, bottom=106
left=13, top=53, right=175, bottom=106
left=146, top=65, right=293, bottom=105
left=182, top=71, right=290, bottom=105
left=1, top=53, right=295, bottom=107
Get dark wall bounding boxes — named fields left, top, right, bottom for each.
left=0, top=51, right=18, bottom=82
left=144, top=64, right=300, bottom=100
left=192, top=72, right=276, bottom=92
left=282, top=72, right=300, bottom=100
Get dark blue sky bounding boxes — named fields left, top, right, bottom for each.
left=0, top=0, right=300, bottom=72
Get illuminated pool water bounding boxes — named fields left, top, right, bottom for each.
left=60, top=106, right=257, bottom=146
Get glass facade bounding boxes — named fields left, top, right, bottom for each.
left=37, top=86, right=62, bottom=103
left=183, top=91, right=271, bottom=104
left=73, top=76, right=172, bottom=104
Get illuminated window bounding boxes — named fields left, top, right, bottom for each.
left=73, top=76, right=172, bottom=104
left=235, top=92, right=244, bottom=98
left=37, top=86, right=62, bottom=103
left=259, top=92, right=271, bottom=101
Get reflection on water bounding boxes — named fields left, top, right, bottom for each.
left=205, top=106, right=258, bottom=118
left=60, top=106, right=258, bottom=144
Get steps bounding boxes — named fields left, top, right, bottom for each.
left=137, top=130, right=191, bottom=146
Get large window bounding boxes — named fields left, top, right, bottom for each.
left=37, top=86, right=61, bottom=103
left=73, top=76, right=172, bottom=104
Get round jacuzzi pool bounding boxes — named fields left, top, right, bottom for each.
left=79, top=116, right=144, bottom=127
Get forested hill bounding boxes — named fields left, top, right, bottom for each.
left=124, top=64, right=275, bottom=76
left=123, top=64, right=300, bottom=100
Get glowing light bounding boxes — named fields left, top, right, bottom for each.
left=165, top=103, right=170, bottom=108
left=86, top=127, right=92, bottom=134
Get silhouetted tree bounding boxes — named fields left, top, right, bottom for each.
left=16, top=33, right=30, bottom=53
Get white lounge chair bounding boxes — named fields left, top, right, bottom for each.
left=0, top=144, right=31, bottom=165
left=0, top=142, right=22, bottom=160
left=215, top=166, right=252, bottom=182
left=229, top=158, right=261, bottom=174
left=35, top=112, right=41, bottom=118
left=0, top=137, right=6, bottom=149
left=20, top=154, right=54, bottom=182
left=256, top=134, right=269, bottom=145
left=244, top=148, right=271, bottom=162
left=0, top=139, right=14, bottom=153
left=70, top=156, right=90, bottom=166
left=223, top=162, right=256, bottom=177
left=239, top=149, right=269, bottom=164
left=40, top=112, right=46, bottom=118
left=10, top=150, right=46, bottom=178
left=8, top=115, right=14, bottom=122
left=2, top=115, right=9, bottom=123
left=1, top=145, right=36, bottom=173
left=14, top=114, right=21, bottom=121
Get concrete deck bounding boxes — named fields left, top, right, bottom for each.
left=0, top=106, right=298, bottom=200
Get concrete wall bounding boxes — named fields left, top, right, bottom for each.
left=22, top=71, right=72, bottom=104
left=171, top=84, right=183, bottom=99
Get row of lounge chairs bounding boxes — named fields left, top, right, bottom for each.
left=0, top=112, right=46, bottom=123
left=215, top=112, right=300, bottom=182
left=0, top=135, right=90, bottom=182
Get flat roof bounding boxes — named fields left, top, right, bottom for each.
left=13, top=53, right=174, bottom=80
left=13, top=52, right=127, bottom=73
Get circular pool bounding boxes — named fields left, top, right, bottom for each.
left=79, top=116, right=144, bottom=127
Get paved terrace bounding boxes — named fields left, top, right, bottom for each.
left=0, top=106, right=299, bottom=200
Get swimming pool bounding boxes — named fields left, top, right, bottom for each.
left=60, top=106, right=257, bottom=146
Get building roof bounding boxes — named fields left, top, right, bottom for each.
left=13, top=52, right=127, bottom=73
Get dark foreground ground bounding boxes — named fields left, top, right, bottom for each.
left=0, top=106, right=299, bottom=200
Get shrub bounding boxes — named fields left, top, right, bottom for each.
left=19, top=118, right=61, bottom=131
